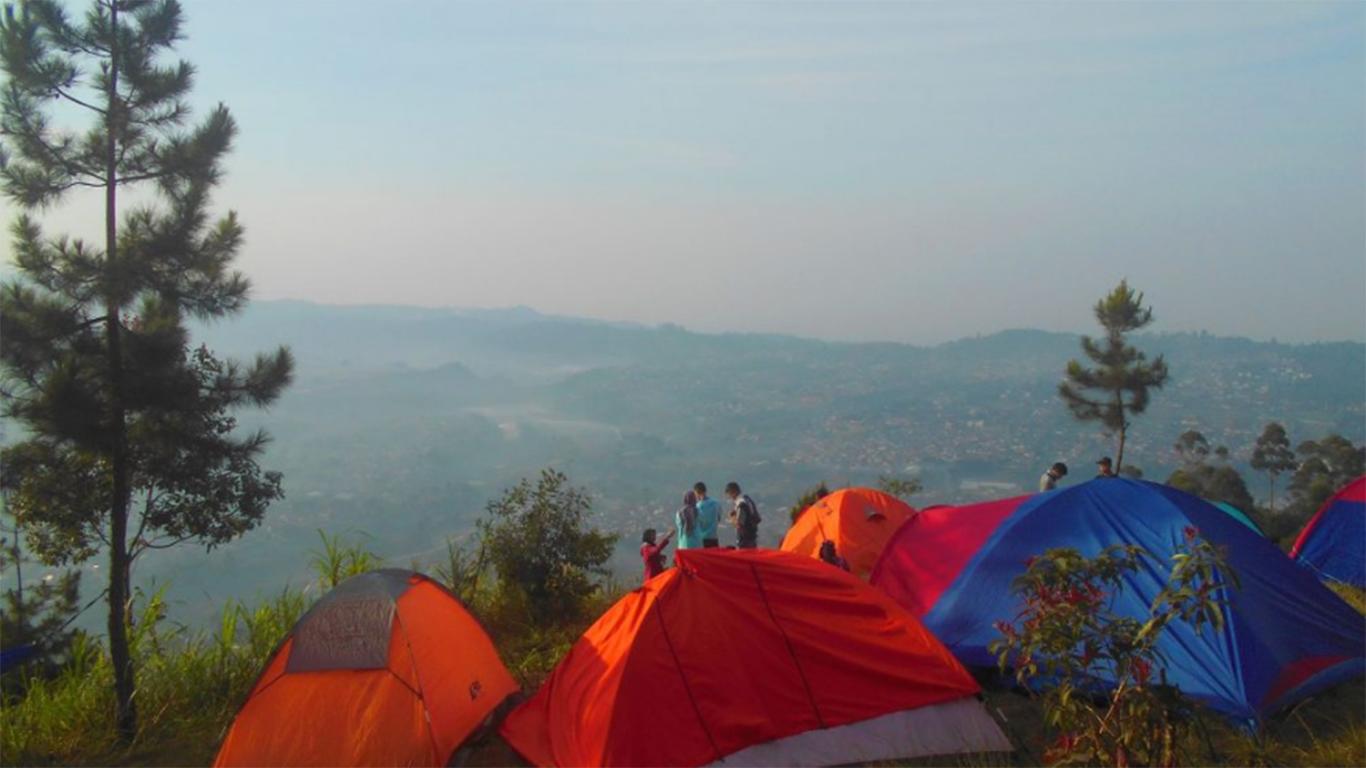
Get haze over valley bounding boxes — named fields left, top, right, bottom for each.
left=81, top=299, right=1361, bottom=626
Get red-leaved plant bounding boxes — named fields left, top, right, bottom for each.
left=989, top=529, right=1235, bottom=766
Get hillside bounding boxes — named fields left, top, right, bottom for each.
left=74, top=300, right=1360, bottom=626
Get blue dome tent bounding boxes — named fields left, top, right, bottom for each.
left=871, top=478, right=1365, bottom=724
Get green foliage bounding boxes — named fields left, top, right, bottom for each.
left=432, top=536, right=485, bottom=605
left=990, top=532, right=1235, bottom=767
left=1287, top=435, right=1364, bottom=517
left=478, top=469, right=619, bottom=625
left=307, top=529, right=381, bottom=591
left=1168, top=465, right=1256, bottom=518
left=0, top=501, right=83, bottom=701
left=877, top=475, right=923, bottom=501
left=1058, top=280, right=1170, bottom=472
left=1250, top=423, right=1296, bottom=514
left=1165, top=431, right=1256, bottom=515
left=1260, top=433, right=1365, bottom=547
left=789, top=481, right=830, bottom=523
left=0, top=0, right=292, bottom=737
left=0, top=585, right=307, bottom=766
left=1174, top=430, right=1214, bottom=467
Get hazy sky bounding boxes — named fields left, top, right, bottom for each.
left=8, top=1, right=1365, bottom=344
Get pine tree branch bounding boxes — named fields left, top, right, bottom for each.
left=1, top=119, right=104, bottom=187
left=52, top=86, right=107, bottom=115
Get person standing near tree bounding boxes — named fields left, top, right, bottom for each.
left=1040, top=462, right=1069, bottom=491
left=1096, top=457, right=1116, bottom=479
left=725, top=482, right=761, bottom=549
left=693, top=482, right=722, bottom=548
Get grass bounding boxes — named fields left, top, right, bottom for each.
left=3, top=581, right=1361, bottom=767
left=0, top=586, right=308, bottom=767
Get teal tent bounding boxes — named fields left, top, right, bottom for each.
left=1213, top=501, right=1263, bottom=536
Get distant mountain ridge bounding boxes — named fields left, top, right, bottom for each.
left=198, top=299, right=1362, bottom=378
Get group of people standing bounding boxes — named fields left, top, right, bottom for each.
left=643, top=457, right=1119, bottom=581
left=1038, top=456, right=1117, bottom=491
left=640, top=481, right=760, bottom=582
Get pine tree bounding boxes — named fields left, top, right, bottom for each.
left=0, top=0, right=292, bottom=738
left=1249, top=422, right=1296, bottom=514
left=1058, top=280, right=1169, bottom=473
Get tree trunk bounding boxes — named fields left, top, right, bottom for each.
left=11, top=512, right=23, bottom=629
left=104, top=0, right=137, bottom=741
left=1113, top=392, right=1127, bottom=473
left=1268, top=475, right=1276, bottom=515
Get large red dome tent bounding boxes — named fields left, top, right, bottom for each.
left=870, top=479, right=1365, bottom=724
left=499, top=548, right=1009, bottom=767
left=215, top=569, right=518, bottom=767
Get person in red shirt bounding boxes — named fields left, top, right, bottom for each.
left=640, top=527, right=674, bottom=583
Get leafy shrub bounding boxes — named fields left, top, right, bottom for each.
left=990, top=530, right=1234, bottom=766
left=0, top=585, right=306, bottom=766
left=789, top=482, right=830, bottom=523
left=877, top=475, right=922, bottom=500
left=478, top=469, right=618, bottom=625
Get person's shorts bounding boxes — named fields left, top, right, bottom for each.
left=703, top=538, right=719, bottom=548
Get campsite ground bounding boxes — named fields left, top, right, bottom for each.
left=3, top=588, right=1362, bottom=767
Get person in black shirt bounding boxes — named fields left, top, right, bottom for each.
left=725, top=481, right=760, bottom=549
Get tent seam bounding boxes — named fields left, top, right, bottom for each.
left=749, top=562, right=827, bottom=729
left=392, top=600, right=446, bottom=765
left=652, top=588, right=724, bottom=762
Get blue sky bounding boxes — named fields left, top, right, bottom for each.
left=14, top=1, right=1366, bottom=343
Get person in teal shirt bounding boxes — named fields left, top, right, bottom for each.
left=675, top=490, right=703, bottom=550
left=693, top=482, right=722, bottom=548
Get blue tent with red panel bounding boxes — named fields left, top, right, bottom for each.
left=1290, top=476, right=1366, bottom=588
left=869, top=478, right=1365, bottom=725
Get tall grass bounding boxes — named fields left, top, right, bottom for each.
left=308, top=529, right=382, bottom=590
left=0, top=586, right=308, bottom=766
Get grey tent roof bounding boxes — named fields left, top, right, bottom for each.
left=285, top=569, right=416, bottom=674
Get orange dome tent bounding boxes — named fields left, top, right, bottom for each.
left=215, top=569, right=517, bottom=767
left=499, top=549, right=1009, bottom=767
left=780, top=487, right=916, bottom=579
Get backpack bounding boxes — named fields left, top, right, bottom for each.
left=739, top=495, right=760, bottom=527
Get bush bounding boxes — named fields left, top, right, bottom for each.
left=789, top=482, right=831, bottom=523
left=0, top=586, right=306, bottom=766
left=990, top=530, right=1234, bottom=767
left=478, top=469, right=618, bottom=626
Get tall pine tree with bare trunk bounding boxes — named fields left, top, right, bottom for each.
left=0, top=0, right=292, bottom=739
left=1058, top=280, right=1168, bottom=473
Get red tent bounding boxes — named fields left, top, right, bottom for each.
left=500, top=548, right=1009, bottom=767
